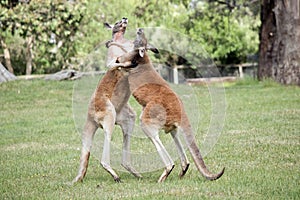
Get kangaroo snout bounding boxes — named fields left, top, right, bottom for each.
left=136, top=28, right=144, bottom=35
left=122, top=17, right=128, bottom=24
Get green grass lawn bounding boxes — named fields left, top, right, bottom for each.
left=0, top=78, right=299, bottom=199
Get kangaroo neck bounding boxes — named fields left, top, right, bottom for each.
left=112, top=32, right=125, bottom=42
left=128, top=62, right=169, bottom=94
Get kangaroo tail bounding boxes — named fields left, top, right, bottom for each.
left=181, top=124, right=225, bottom=180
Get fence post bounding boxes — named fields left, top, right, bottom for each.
left=173, top=66, right=178, bottom=84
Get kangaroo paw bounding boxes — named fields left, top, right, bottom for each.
left=114, top=177, right=122, bottom=183
left=157, top=165, right=175, bottom=183
left=72, top=175, right=84, bottom=184
left=179, top=163, right=190, bottom=178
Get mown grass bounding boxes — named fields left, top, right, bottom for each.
left=0, top=78, right=299, bottom=199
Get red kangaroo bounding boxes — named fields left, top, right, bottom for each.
left=73, top=18, right=141, bottom=183
left=114, top=28, right=225, bottom=182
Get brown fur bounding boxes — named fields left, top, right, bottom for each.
left=116, top=29, right=225, bottom=182
left=91, top=69, right=129, bottom=120
left=73, top=18, right=141, bottom=184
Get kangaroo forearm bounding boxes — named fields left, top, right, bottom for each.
left=107, top=41, right=128, bottom=53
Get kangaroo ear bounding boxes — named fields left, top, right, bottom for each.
left=104, top=22, right=113, bottom=29
left=147, top=44, right=159, bottom=54
left=139, top=48, right=145, bottom=57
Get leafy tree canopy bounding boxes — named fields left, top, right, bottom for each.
left=0, top=0, right=259, bottom=74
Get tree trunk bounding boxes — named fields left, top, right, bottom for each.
left=25, top=35, right=34, bottom=75
left=0, top=62, right=16, bottom=83
left=0, top=37, right=14, bottom=74
left=258, top=0, right=300, bottom=85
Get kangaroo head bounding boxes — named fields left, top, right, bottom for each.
left=133, top=28, right=147, bottom=57
left=104, top=17, right=128, bottom=37
left=114, top=28, right=159, bottom=66
left=133, top=28, right=159, bottom=57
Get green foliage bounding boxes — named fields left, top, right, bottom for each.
left=1, top=0, right=260, bottom=74
left=186, top=1, right=260, bottom=64
left=0, top=0, right=86, bottom=74
left=1, top=32, right=26, bottom=75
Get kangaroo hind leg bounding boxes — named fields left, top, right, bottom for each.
left=100, top=103, right=121, bottom=182
left=73, top=117, right=98, bottom=183
left=171, top=129, right=190, bottom=178
left=141, top=121, right=174, bottom=183
left=116, top=104, right=142, bottom=178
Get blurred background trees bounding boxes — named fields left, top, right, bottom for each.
left=0, top=0, right=86, bottom=75
left=0, top=0, right=259, bottom=75
left=1, top=0, right=298, bottom=85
